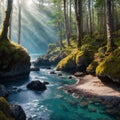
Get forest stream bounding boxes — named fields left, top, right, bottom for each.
left=4, top=55, right=117, bottom=120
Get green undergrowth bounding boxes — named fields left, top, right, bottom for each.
left=49, top=30, right=120, bottom=83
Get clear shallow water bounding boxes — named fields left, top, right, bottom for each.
left=6, top=55, right=116, bottom=120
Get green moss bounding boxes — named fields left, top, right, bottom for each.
left=0, top=111, right=9, bottom=120
left=0, top=39, right=30, bottom=72
left=87, top=61, right=98, bottom=73
left=56, top=49, right=79, bottom=71
left=0, top=97, right=14, bottom=120
left=97, top=46, right=107, bottom=62
left=75, top=51, right=84, bottom=64
left=96, top=47, right=120, bottom=82
left=56, top=48, right=93, bottom=72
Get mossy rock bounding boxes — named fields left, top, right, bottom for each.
left=0, top=39, right=30, bottom=82
left=96, top=47, right=120, bottom=83
left=87, top=61, right=98, bottom=74
left=0, top=97, right=14, bottom=120
left=56, top=49, right=93, bottom=73
left=56, top=49, right=78, bottom=73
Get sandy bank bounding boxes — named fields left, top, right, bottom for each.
left=61, top=75, right=120, bottom=97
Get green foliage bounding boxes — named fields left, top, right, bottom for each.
left=87, top=61, right=98, bottom=73
left=48, top=43, right=57, bottom=50
left=96, top=47, right=120, bottom=82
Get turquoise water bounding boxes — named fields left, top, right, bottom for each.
left=6, top=55, right=116, bottom=120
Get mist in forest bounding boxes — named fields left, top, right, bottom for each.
left=0, top=1, right=58, bottom=54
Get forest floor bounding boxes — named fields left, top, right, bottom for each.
left=62, top=74, right=120, bottom=98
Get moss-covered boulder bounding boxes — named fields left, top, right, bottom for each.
left=56, top=49, right=78, bottom=73
left=0, top=97, right=14, bottom=120
left=87, top=61, right=98, bottom=75
left=56, top=49, right=93, bottom=73
left=96, top=47, right=120, bottom=83
left=0, top=39, right=30, bottom=82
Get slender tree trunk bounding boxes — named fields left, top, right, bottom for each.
left=86, top=14, right=89, bottom=34
left=88, top=0, right=92, bottom=36
left=74, top=0, right=82, bottom=48
left=111, top=0, right=115, bottom=32
left=9, top=8, right=13, bottom=39
left=58, top=3, right=63, bottom=50
left=92, top=0, right=94, bottom=34
left=0, top=0, right=13, bottom=40
left=69, top=0, right=72, bottom=37
left=106, top=0, right=115, bottom=51
left=63, top=0, right=70, bottom=46
left=18, top=0, right=21, bottom=44
left=115, top=3, right=118, bottom=31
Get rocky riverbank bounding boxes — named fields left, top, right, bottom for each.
left=60, top=74, right=120, bottom=119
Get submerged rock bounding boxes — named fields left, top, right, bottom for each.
left=10, top=104, right=26, bottom=120
left=27, top=80, right=46, bottom=91
left=50, top=71, right=56, bottom=74
left=80, top=101, right=88, bottom=107
left=43, top=81, right=49, bottom=85
left=46, top=66, right=51, bottom=69
left=0, top=84, right=8, bottom=98
left=0, top=39, right=30, bottom=82
left=57, top=73, right=62, bottom=76
left=88, top=107, right=97, bottom=112
left=30, top=67, right=40, bottom=71
left=68, top=76, right=73, bottom=79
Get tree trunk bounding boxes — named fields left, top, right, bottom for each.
left=103, top=0, right=107, bottom=38
left=88, top=0, right=92, bottom=36
left=0, top=0, right=13, bottom=40
left=58, top=3, right=63, bottom=50
left=74, top=0, right=82, bottom=48
left=69, top=0, right=72, bottom=37
left=18, top=0, right=21, bottom=44
left=63, top=0, right=70, bottom=46
left=9, top=8, right=13, bottom=39
left=106, top=0, right=115, bottom=51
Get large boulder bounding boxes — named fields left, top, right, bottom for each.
left=10, top=104, right=26, bottom=120
left=27, top=80, right=47, bottom=91
left=56, top=50, right=77, bottom=73
left=0, top=84, right=8, bottom=98
left=34, top=53, right=65, bottom=67
left=56, top=49, right=93, bottom=73
left=0, top=39, right=30, bottom=82
left=96, top=47, right=120, bottom=83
